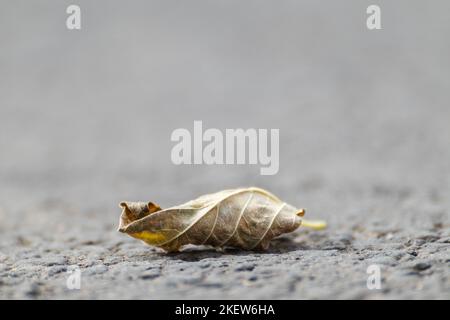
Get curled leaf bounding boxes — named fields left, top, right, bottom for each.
left=118, top=187, right=326, bottom=252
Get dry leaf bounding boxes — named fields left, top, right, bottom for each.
left=118, top=187, right=326, bottom=252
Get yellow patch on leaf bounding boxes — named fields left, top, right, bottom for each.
left=131, top=231, right=166, bottom=245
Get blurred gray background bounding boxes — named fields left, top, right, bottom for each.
left=0, top=1, right=449, bottom=299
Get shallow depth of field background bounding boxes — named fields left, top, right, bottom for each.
left=1, top=1, right=449, bottom=299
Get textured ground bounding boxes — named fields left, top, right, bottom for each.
left=1, top=1, right=449, bottom=299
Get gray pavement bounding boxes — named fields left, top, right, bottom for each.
left=0, top=1, right=449, bottom=299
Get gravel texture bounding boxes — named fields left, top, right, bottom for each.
left=1, top=1, right=449, bottom=299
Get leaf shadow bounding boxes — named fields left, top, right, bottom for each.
left=158, top=230, right=354, bottom=262
left=159, top=237, right=312, bottom=262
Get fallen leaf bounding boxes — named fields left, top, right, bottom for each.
left=118, top=187, right=326, bottom=252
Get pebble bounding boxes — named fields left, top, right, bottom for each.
left=47, top=265, right=67, bottom=276
left=234, top=263, right=256, bottom=272
left=413, top=261, right=432, bottom=271
left=25, top=282, right=41, bottom=298
left=42, top=256, right=67, bottom=266
left=139, top=269, right=161, bottom=280
left=84, top=264, right=108, bottom=275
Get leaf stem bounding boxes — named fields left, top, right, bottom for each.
left=301, top=219, right=327, bottom=230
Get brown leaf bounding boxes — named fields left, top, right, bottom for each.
left=118, top=187, right=323, bottom=252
